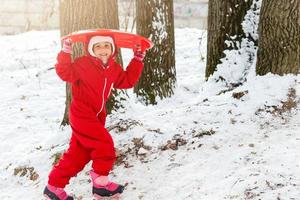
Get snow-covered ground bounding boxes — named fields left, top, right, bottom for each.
left=0, top=28, right=299, bottom=200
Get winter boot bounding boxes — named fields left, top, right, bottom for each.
left=90, top=170, right=125, bottom=199
left=43, top=184, right=74, bottom=200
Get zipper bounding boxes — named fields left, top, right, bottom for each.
left=107, top=83, right=114, bottom=98
left=96, top=78, right=107, bottom=117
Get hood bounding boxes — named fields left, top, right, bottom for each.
left=87, top=35, right=116, bottom=58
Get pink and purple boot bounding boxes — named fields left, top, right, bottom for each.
left=43, top=184, right=73, bottom=200
left=90, top=170, right=124, bottom=199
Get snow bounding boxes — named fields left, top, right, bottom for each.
left=0, top=27, right=300, bottom=200
left=206, top=0, right=262, bottom=92
left=149, top=2, right=168, bottom=44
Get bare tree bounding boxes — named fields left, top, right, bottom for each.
left=256, top=0, right=300, bottom=75
left=60, top=0, right=121, bottom=126
left=206, top=0, right=253, bottom=79
left=135, top=0, right=176, bottom=105
left=118, top=0, right=136, bottom=32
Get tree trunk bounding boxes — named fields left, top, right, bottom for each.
left=59, top=0, right=120, bottom=126
left=206, top=0, right=253, bottom=79
left=135, top=0, right=176, bottom=105
left=256, top=0, right=300, bottom=75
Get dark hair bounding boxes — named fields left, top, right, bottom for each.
left=92, top=42, right=112, bottom=52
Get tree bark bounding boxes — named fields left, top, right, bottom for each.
left=135, top=0, right=176, bottom=105
left=206, top=0, right=253, bottom=79
left=60, top=0, right=120, bottom=126
left=256, top=0, right=300, bottom=75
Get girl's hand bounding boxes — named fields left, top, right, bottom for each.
left=133, top=45, right=145, bottom=62
left=62, top=38, right=72, bottom=54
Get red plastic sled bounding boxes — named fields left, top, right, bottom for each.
left=61, top=29, right=153, bottom=52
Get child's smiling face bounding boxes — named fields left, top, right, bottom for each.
left=93, top=42, right=113, bottom=64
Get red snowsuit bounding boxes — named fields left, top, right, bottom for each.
left=48, top=37, right=143, bottom=188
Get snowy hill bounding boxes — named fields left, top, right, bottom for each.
left=0, top=29, right=299, bottom=200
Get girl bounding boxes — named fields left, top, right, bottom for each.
left=44, top=35, right=145, bottom=200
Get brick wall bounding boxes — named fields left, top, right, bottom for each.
left=0, top=0, right=59, bottom=34
left=0, top=0, right=208, bottom=35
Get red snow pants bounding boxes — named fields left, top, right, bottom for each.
left=48, top=126, right=116, bottom=188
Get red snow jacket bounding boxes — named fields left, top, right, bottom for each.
left=55, top=42, right=143, bottom=139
